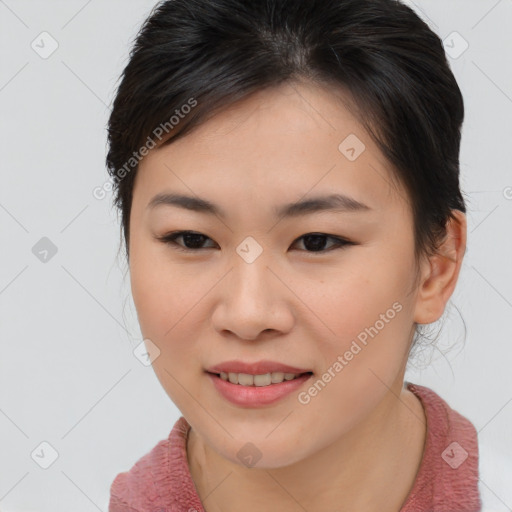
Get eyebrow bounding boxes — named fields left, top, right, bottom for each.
left=146, top=192, right=372, bottom=219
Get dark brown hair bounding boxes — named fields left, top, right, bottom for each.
left=106, top=0, right=466, bottom=271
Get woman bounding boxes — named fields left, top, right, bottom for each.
left=106, top=0, right=511, bottom=510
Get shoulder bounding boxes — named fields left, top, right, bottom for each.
left=109, top=437, right=171, bottom=511
left=479, top=440, right=512, bottom=511
left=108, top=416, right=192, bottom=512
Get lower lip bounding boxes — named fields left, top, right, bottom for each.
left=207, top=372, right=313, bottom=407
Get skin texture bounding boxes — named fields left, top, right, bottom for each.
left=128, top=80, right=467, bottom=511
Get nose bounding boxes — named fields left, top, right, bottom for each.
left=211, top=256, right=295, bottom=341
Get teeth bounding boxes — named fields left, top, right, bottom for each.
left=219, top=371, right=304, bottom=386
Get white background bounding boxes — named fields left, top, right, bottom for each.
left=0, top=0, right=511, bottom=510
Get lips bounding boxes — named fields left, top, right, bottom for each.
left=207, top=371, right=313, bottom=407
left=205, top=359, right=313, bottom=376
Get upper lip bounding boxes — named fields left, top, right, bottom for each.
left=206, top=360, right=313, bottom=375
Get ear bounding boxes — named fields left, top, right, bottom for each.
left=413, top=210, right=467, bottom=324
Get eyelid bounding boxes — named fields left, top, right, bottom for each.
left=156, top=230, right=218, bottom=252
left=156, top=230, right=354, bottom=254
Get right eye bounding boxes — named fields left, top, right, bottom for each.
left=156, top=231, right=218, bottom=252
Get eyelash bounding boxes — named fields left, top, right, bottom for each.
left=156, top=230, right=354, bottom=254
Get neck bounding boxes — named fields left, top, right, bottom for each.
left=187, top=380, right=426, bottom=512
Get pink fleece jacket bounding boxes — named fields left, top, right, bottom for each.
left=109, top=382, right=482, bottom=511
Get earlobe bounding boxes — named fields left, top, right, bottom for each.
left=413, top=211, right=467, bottom=325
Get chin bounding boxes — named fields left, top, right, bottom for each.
left=217, top=437, right=309, bottom=470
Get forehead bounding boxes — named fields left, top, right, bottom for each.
left=135, top=81, right=408, bottom=216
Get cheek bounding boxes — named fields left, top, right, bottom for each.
left=131, top=268, right=192, bottom=340
left=129, top=255, right=208, bottom=410
left=300, top=255, right=416, bottom=398
left=129, top=245, right=213, bottom=366
left=129, top=228, right=185, bottom=329
left=303, top=253, right=414, bottom=344
left=288, top=277, right=414, bottom=443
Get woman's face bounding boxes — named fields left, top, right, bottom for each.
left=129, top=81, right=427, bottom=468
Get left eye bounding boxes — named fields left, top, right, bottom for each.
left=156, top=231, right=353, bottom=253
